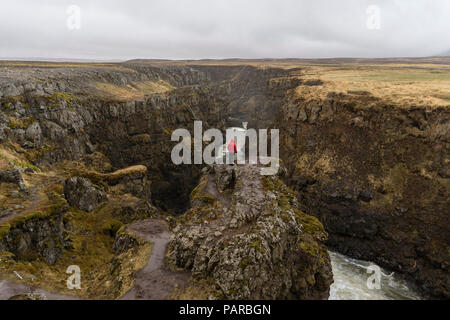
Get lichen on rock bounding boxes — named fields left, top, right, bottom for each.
left=63, top=176, right=107, bottom=212
left=168, top=164, right=333, bottom=299
left=0, top=193, right=68, bottom=264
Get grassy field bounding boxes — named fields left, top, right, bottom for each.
left=127, top=58, right=450, bottom=107
left=93, top=80, right=174, bottom=101
left=296, top=65, right=450, bottom=107
left=2, top=57, right=450, bottom=107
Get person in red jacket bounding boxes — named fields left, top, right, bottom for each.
left=227, top=138, right=237, bottom=165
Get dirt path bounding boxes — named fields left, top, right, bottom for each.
left=0, top=219, right=188, bottom=300
left=120, top=219, right=189, bottom=300
left=0, top=279, right=78, bottom=300
left=0, top=173, right=60, bottom=223
left=0, top=186, right=40, bottom=223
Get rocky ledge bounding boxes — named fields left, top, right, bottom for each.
left=0, top=193, right=68, bottom=264
left=168, top=164, right=333, bottom=299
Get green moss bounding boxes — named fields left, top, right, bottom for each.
left=227, top=289, right=237, bottom=296
left=2, top=102, right=12, bottom=110
left=190, top=175, right=209, bottom=200
left=240, top=257, right=250, bottom=269
left=115, top=225, right=129, bottom=237
left=263, top=178, right=274, bottom=191
left=250, top=239, right=264, bottom=254
left=54, top=237, right=62, bottom=249
left=294, top=209, right=326, bottom=238
left=23, top=117, right=35, bottom=128
left=262, top=175, right=327, bottom=239
left=8, top=122, right=17, bottom=129
left=9, top=211, right=48, bottom=229
left=5, top=193, right=67, bottom=230
left=0, top=223, right=11, bottom=239
left=195, top=193, right=217, bottom=205
left=240, top=278, right=249, bottom=287
left=299, top=240, right=320, bottom=256
left=12, top=159, right=39, bottom=172
left=163, top=128, right=173, bottom=136
left=190, top=175, right=218, bottom=206
left=0, top=96, right=26, bottom=109
left=102, top=219, right=124, bottom=237
left=44, top=92, right=81, bottom=109
left=0, top=251, right=15, bottom=259
left=8, top=116, right=35, bottom=130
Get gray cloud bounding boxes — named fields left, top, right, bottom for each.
left=0, top=0, right=449, bottom=60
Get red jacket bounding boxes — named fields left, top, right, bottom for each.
left=228, top=138, right=237, bottom=153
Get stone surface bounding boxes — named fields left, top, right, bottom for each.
left=279, top=92, right=450, bottom=298
left=0, top=204, right=67, bottom=265
left=0, top=166, right=27, bottom=192
left=63, top=177, right=107, bottom=212
left=0, top=61, right=447, bottom=298
left=168, top=165, right=333, bottom=300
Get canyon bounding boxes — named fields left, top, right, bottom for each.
left=0, top=58, right=448, bottom=299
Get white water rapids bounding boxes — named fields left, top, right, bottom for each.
left=328, top=251, right=422, bottom=300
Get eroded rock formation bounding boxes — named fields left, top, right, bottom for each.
left=278, top=92, right=450, bottom=298
left=169, top=165, right=333, bottom=299
left=0, top=194, right=68, bottom=264
left=63, top=177, right=107, bottom=212
left=0, top=61, right=448, bottom=298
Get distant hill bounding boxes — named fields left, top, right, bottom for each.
left=125, top=56, right=450, bottom=66
left=437, top=50, right=450, bottom=56
left=0, top=57, right=124, bottom=63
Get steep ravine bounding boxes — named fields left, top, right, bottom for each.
left=277, top=92, right=449, bottom=299
left=0, top=63, right=448, bottom=299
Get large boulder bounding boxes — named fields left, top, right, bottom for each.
left=168, top=165, right=333, bottom=300
left=0, top=196, right=68, bottom=265
left=2, top=84, right=21, bottom=97
left=0, top=166, right=27, bottom=192
left=68, top=165, right=151, bottom=199
left=25, top=122, right=42, bottom=146
left=63, top=177, right=107, bottom=212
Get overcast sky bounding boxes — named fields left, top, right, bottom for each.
left=1, top=0, right=449, bottom=60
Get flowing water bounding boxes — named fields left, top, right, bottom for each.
left=329, top=251, right=422, bottom=300
left=222, top=127, right=422, bottom=300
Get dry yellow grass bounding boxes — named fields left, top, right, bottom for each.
left=67, top=164, right=147, bottom=184
left=93, top=80, right=174, bottom=101
left=129, top=59, right=450, bottom=108
left=0, top=205, right=153, bottom=299
left=2, top=58, right=450, bottom=107
left=295, top=65, right=450, bottom=108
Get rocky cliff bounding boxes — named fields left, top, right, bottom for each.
left=0, top=191, right=68, bottom=264
left=278, top=89, right=449, bottom=298
left=0, top=61, right=448, bottom=299
left=0, top=63, right=293, bottom=213
left=169, top=164, right=332, bottom=299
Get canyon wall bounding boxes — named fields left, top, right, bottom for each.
left=278, top=91, right=449, bottom=298
left=0, top=63, right=448, bottom=298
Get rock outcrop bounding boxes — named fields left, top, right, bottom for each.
left=0, top=166, right=27, bottom=192
left=0, top=194, right=68, bottom=264
left=168, top=165, right=333, bottom=299
left=279, top=91, right=450, bottom=298
left=68, top=165, right=151, bottom=200
left=0, top=61, right=448, bottom=298
left=63, top=177, right=107, bottom=212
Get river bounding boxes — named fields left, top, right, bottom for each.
left=328, top=251, right=422, bottom=300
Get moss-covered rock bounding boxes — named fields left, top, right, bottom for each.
left=63, top=176, right=107, bottom=212
left=0, top=194, right=68, bottom=264
left=168, top=164, right=333, bottom=300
